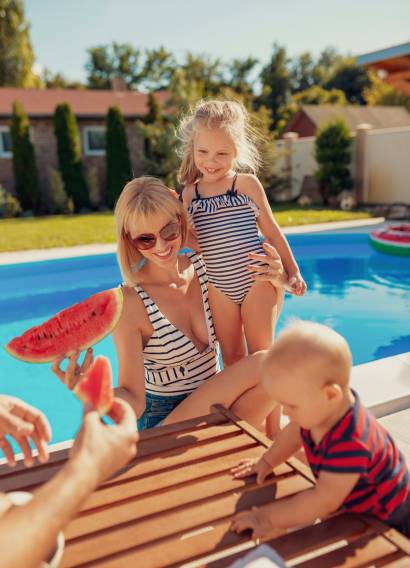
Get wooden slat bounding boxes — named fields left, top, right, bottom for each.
left=80, top=446, right=292, bottom=512
left=137, top=411, right=229, bottom=440
left=296, top=534, right=398, bottom=567
left=65, top=461, right=306, bottom=540
left=378, top=554, right=410, bottom=566
left=62, top=475, right=312, bottom=566
left=134, top=422, right=242, bottom=459
left=205, top=513, right=371, bottom=568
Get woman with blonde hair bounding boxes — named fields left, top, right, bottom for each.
left=53, top=176, right=286, bottom=430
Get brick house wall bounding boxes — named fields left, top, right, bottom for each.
left=0, top=117, right=144, bottom=203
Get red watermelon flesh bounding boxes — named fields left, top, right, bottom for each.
left=5, top=288, right=123, bottom=363
left=74, top=355, right=114, bottom=415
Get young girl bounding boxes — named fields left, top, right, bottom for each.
left=178, top=99, right=306, bottom=368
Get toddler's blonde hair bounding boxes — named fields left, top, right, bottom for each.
left=177, top=99, right=262, bottom=185
left=115, top=177, right=188, bottom=285
left=263, top=320, right=352, bottom=389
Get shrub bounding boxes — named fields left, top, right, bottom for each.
left=10, top=102, right=40, bottom=212
left=0, top=185, right=22, bottom=218
left=45, top=167, right=73, bottom=214
left=53, top=103, right=89, bottom=211
left=314, top=118, right=353, bottom=204
left=106, top=106, right=132, bottom=208
left=87, top=165, right=101, bottom=209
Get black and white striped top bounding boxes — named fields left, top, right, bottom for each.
left=135, top=252, right=220, bottom=396
left=188, top=175, right=265, bottom=304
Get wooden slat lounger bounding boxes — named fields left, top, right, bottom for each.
left=0, top=405, right=409, bottom=567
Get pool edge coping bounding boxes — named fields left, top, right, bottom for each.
left=0, top=217, right=385, bottom=265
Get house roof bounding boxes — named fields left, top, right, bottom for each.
left=0, top=88, right=170, bottom=119
left=357, top=42, right=410, bottom=71
left=298, top=104, right=410, bottom=131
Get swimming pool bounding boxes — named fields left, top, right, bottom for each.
left=0, top=232, right=409, bottom=447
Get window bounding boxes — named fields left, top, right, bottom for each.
left=0, top=127, right=12, bottom=157
left=83, top=127, right=106, bottom=156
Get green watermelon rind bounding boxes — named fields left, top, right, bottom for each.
left=5, top=288, right=123, bottom=363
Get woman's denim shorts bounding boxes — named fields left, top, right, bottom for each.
left=138, top=391, right=189, bottom=430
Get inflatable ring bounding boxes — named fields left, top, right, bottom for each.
left=369, top=224, right=410, bottom=256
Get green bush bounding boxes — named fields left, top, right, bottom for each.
left=0, top=185, right=22, bottom=218
left=53, top=103, right=89, bottom=211
left=10, top=102, right=40, bottom=211
left=314, top=118, right=353, bottom=203
left=106, top=106, right=132, bottom=208
left=45, top=167, right=73, bottom=214
left=87, top=165, right=101, bottom=209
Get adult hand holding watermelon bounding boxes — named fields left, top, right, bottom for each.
left=53, top=352, right=115, bottom=416
left=5, top=288, right=123, bottom=363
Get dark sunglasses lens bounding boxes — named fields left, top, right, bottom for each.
left=161, top=222, right=180, bottom=241
left=134, top=235, right=156, bottom=249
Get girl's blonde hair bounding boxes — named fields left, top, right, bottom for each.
left=177, top=99, right=262, bottom=185
left=115, top=176, right=188, bottom=285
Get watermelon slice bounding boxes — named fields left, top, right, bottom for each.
left=5, top=288, right=123, bottom=363
left=74, top=355, right=114, bottom=415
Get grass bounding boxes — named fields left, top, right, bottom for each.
left=0, top=207, right=374, bottom=253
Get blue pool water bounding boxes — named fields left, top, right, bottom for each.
left=0, top=233, right=409, bottom=448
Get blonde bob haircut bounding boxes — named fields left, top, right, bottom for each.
left=177, top=99, right=262, bottom=185
left=115, top=176, right=188, bottom=285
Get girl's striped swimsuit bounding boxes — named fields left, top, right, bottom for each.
left=188, top=175, right=265, bottom=304
left=134, top=252, right=220, bottom=396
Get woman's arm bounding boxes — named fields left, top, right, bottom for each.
left=240, top=174, right=300, bottom=277
left=112, top=286, right=147, bottom=419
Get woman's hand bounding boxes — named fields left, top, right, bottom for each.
left=247, top=242, right=286, bottom=287
left=52, top=348, right=94, bottom=390
left=0, top=395, right=52, bottom=467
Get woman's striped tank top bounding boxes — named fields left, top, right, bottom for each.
left=135, top=252, right=220, bottom=396
left=187, top=175, right=264, bottom=305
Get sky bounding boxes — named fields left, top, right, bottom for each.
left=25, top=0, right=410, bottom=83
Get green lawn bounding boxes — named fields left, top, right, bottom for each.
left=0, top=208, right=373, bottom=253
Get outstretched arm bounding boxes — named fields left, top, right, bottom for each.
left=231, top=470, right=360, bottom=539
left=0, top=399, right=138, bottom=568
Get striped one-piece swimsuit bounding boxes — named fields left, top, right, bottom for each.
left=188, top=174, right=265, bottom=305
left=135, top=252, right=220, bottom=398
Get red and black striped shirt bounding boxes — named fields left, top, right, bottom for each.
left=301, top=390, right=410, bottom=520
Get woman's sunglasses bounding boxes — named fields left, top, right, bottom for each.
left=125, top=217, right=181, bottom=250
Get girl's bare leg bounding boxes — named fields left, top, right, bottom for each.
left=241, top=282, right=285, bottom=438
left=161, top=351, right=276, bottom=428
left=208, top=283, right=246, bottom=366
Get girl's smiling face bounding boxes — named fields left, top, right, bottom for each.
left=193, top=127, right=236, bottom=182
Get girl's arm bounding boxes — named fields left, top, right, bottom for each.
left=240, top=174, right=300, bottom=278
left=182, top=185, right=201, bottom=252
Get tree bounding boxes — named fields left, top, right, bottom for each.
left=106, top=106, right=132, bottom=208
left=314, top=118, right=353, bottom=203
left=145, top=92, right=162, bottom=124
left=41, top=68, right=84, bottom=89
left=311, top=47, right=345, bottom=87
left=179, top=52, right=224, bottom=97
left=53, top=103, right=89, bottom=211
left=364, top=71, right=410, bottom=112
left=276, top=85, right=347, bottom=133
left=258, top=44, right=291, bottom=129
left=0, top=0, right=38, bottom=87
left=142, top=47, right=176, bottom=91
left=228, top=57, right=259, bottom=97
left=325, top=60, right=370, bottom=104
left=10, top=102, right=40, bottom=211
left=85, top=43, right=143, bottom=90
left=290, top=52, right=316, bottom=93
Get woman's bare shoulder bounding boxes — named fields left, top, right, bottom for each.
left=118, top=284, right=148, bottom=331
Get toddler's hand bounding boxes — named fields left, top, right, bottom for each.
left=287, top=273, right=307, bottom=296
left=230, top=506, right=276, bottom=540
left=231, top=456, right=272, bottom=484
